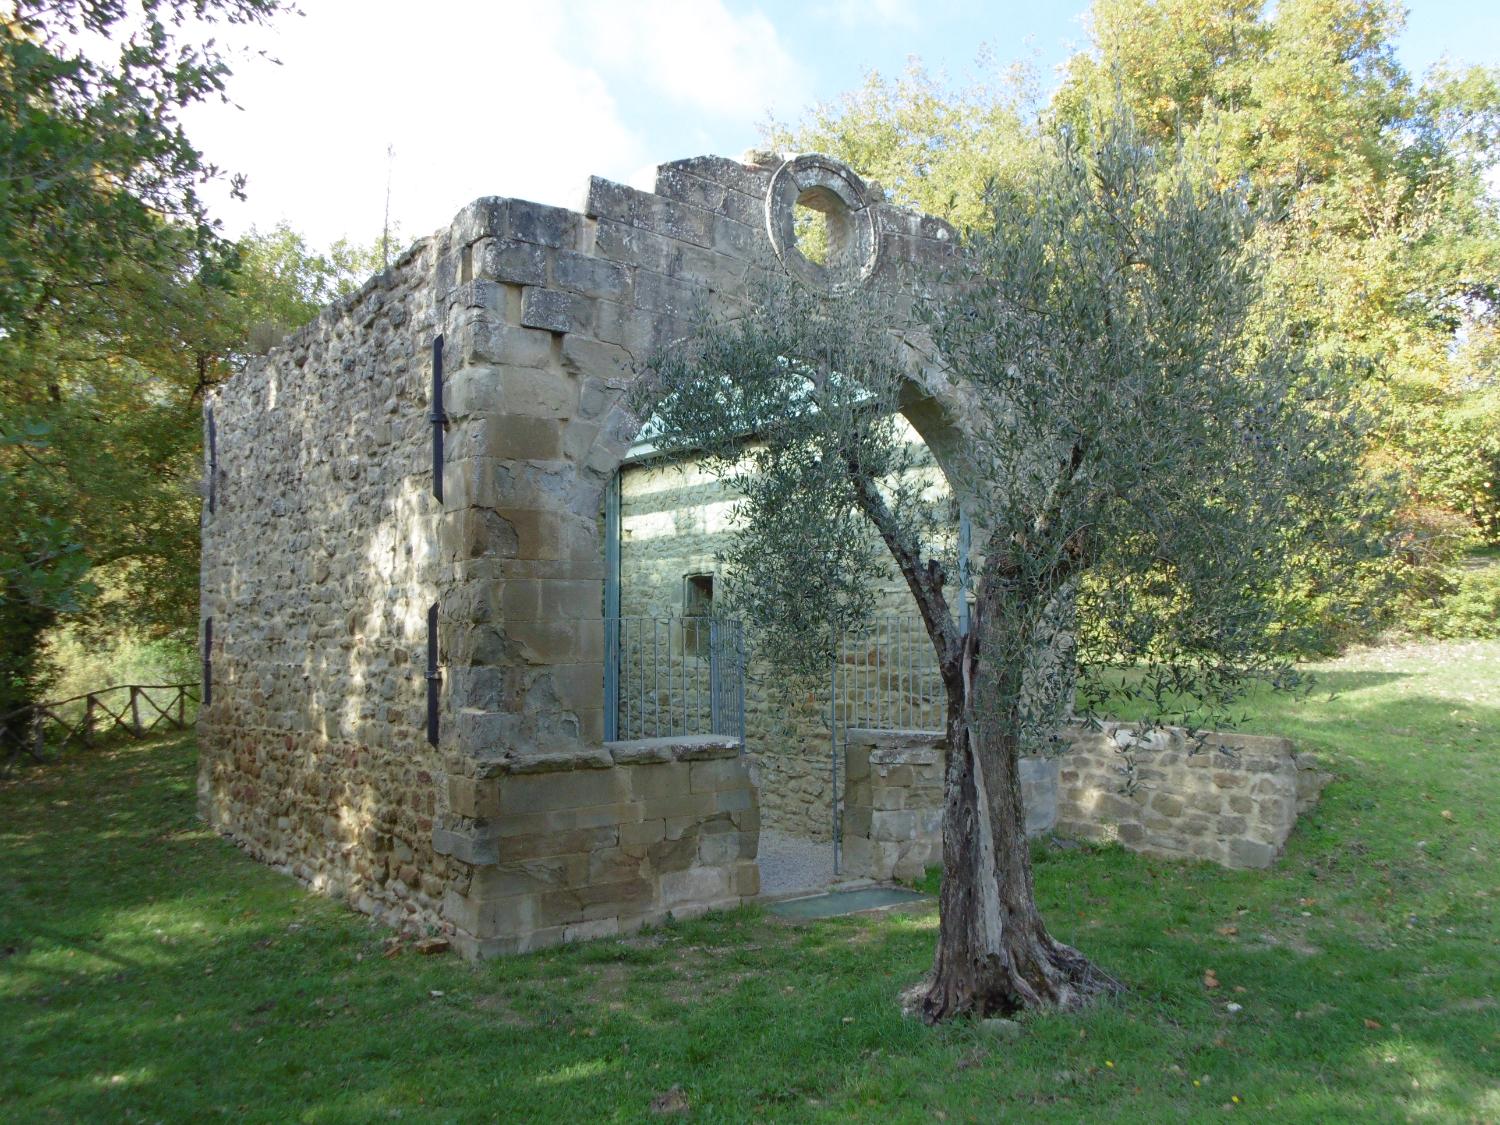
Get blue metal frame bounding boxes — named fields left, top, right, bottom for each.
left=603, top=471, right=621, bottom=741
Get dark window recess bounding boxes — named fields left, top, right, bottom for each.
left=426, top=603, right=440, bottom=746
left=685, top=573, right=714, bottom=614
left=206, top=407, right=218, bottom=514
left=684, top=573, right=714, bottom=655
left=202, top=617, right=213, bottom=706
left=430, top=336, right=447, bottom=503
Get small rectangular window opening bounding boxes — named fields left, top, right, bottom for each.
left=685, top=573, right=714, bottom=615
left=684, top=573, right=714, bottom=656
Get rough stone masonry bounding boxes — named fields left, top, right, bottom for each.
left=198, top=152, right=973, bottom=955
left=198, top=151, right=1329, bottom=956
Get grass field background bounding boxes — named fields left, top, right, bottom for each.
left=2, top=641, right=1497, bottom=1121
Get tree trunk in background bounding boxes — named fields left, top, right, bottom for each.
left=0, top=601, right=54, bottom=749
left=920, top=614, right=1120, bottom=1022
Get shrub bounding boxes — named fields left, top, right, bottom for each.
left=1411, top=557, right=1500, bottom=639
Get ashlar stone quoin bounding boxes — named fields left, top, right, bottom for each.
left=199, top=152, right=1326, bottom=956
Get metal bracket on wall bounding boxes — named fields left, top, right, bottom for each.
left=603, top=472, right=621, bottom=742
left=426, top=603, right=440, bottom=746
left=430, top=336, right=447, bottom=503
left=206, top=406, right=218, bottom=514
left=202, top=617, right=213, bottom=706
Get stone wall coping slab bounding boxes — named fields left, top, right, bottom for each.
left=1062, top=722, right=1294, bottom=759
left=845, top=728, right=946, bottom=749
left=466, top=736, right=742, bottom=777
left=473, top=748, right=616, bottom=778
left=605, top=735, right=741, bottom=764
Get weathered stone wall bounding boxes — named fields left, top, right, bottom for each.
left=618, top=456, right=842, bottom=839
left=198, top=239, right=453, bottom=933
left=841, top=730, right=1059, bottom=881
left=200, top=150, right=973, bottom=955
left=1054, top=726, right=1331, bottom=869
left=199, top=147, right=1325, bottom=958
left=440, top=736, right=758, bottom=955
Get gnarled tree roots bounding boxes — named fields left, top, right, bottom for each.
left=917, top=934, right=1122, bottom=1024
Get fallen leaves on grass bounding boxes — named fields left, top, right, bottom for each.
left=650, top=1086, right=690, bottom=1115
left=954, top=1049, right=989, bottom=1072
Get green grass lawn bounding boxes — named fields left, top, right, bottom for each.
left=3, top=642, right=1498, bottom=1122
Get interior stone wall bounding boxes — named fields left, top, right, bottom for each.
left=617, top=440, right=957, bottom=841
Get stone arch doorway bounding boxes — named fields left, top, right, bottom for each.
left=429, top=150, right=980, bottom=947
left=567, top=155, right=977, bottom=900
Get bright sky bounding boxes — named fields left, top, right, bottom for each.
left=182, top=0, right=1500, bottom=251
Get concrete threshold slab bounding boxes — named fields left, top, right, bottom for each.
left=766, top=886, right=931, bottom=920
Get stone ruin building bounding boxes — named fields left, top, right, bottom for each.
left=199, top=153, right=1329, bottom=956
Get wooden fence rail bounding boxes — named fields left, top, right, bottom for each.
left=0, top=683, right=201, bottom=773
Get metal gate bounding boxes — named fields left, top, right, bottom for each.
left=828, top=614, right=954, bottom=872
left=604, top=615, right=746, bottom=745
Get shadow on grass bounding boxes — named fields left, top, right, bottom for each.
left=1301, top=668, right=1408, bottom=698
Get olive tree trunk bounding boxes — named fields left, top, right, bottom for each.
left=919, top=608, right=1119, bottom=1022
left=847, top=476, right=1117, bottom=1020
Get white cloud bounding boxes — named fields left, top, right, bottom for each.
left=183, top=1, right=649, bottom=247
left=577, top=0, right=811, bottom=121
left=177, top=0, right=817, bottom=249
left=819, top=0, right=918, bottom=30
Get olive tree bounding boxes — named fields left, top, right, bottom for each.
left=645, top=112, right=1383, bottom=1021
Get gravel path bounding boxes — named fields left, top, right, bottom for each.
left=756, top=829, right=836, bottom=898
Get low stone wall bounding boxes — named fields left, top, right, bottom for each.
left=838, top=725, right=1330, bottom=880
left=436, top=735, right=759, bottom=957
left=1054, top=726, right=1330, bottom=869
left=841, top=730, right=1059, bottom=881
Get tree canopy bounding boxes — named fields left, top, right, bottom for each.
left=771, top=0, right=1500, bottom=642
left=0, top=0, right=310, bottom=720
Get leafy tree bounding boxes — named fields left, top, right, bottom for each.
left=1055, top=0, right=1500, bottom=587
left=765, top=56, right=1040, bottom=234
left=232, top=222, right=393, bottom=353
left=0, top=216, right=387, bottom=730
left=0, top=0, right=294, bottom=727
left=775, top=0, right=1500, bottom=642
left=648, top=111, right=1381, bottom=1019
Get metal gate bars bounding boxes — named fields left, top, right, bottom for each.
left=604, top=616, right=746, bottom=746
